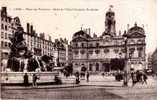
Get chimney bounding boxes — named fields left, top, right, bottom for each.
left=49, top=36, right=51, bottom=41
left=1, top=7, right=7, bottom=16
left=85, top=28, right=87, bottom=33
left=40, top=33, right=45, bottom=39
left=30, top=25, right=33, bottom=34
left=26, top=23, right=30, bottom=34
left=119, top=30, right=121, bottom=36
left=127, top=24, right=129, bottom=31
left=88, top=28, right=91, bottom=36
left=33, top=30, right=35, bottom=35
left=142, top=24, right=144, bottom=28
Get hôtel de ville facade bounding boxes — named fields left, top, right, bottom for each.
left=70, top=7, right=146, bottom=73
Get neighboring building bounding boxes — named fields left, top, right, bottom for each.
left=53, top=38, right=71, bottom=67
left=147, top=53, right=153, bottom=69
left=0, top=7, right=21, bottom=71
left=0, top=7, right=65, bottom=71
left=23, top=23, right=55, bottom=58
left=151, top=48, right=157, bottom=73
left=67, top=45, right=73, bottom=64
left=71, top=7, right=146, bottom=72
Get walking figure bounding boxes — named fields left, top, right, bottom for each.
left=23, top=73, right=29, bottom=86
left=32, top=74, right=38, bottom=87
left=75, top=71, right=80, bottom=84
left=142, top=73, right=148, bottom=84
left=86, top=71, right=90, bottom=82
left=102, top=72, right=104, bottom=77
left=131, top=72, right=137, bottom=87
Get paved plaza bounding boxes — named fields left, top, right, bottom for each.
left=1, top=75, right=157, bottom=100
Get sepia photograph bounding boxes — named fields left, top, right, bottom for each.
left=0, top=0, right=157, bottom=100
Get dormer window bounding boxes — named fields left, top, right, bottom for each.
left=96, top=43, right=99, bottom=47
left=137, top=39, right=142, bottom=44
left=95, top=49, right=100, bottom=54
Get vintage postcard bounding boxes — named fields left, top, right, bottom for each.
left=0, top=0, right=157, bottom=100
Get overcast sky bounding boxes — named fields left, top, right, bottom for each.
left=0, top=0, right=157, bottom=54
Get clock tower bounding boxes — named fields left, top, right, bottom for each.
left=105, top=5, right=116, bottom=36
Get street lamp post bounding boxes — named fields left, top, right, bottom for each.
left=57, top=41, right=60, bottom=67
left=123, top=37, right=128, bottom=86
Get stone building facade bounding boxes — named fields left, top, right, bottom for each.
left=0, top=7, right=71, bottom=71
left=151, top=48, right=157, bottom=73
left=71, top=7, right=146, bottom=72
left=0, top=7, right=21, bottom=70
left=23, top=23, right=54, bottom=58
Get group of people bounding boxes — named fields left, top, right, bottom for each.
left=131, top=70, right=148, bottom=86
left=75, top=71, right=90, bottom=84
left=23, top=73, right=39, bottom=87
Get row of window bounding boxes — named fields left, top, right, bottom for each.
left=74, top=63, right=100, bottom=71
left=74, top=47, right=143, bottom=55
left=74, top=39, right=144, bottom=48
left=1, top=24, right=8, bottom=30
left=28, top=43, right=54, bottom=51
left=74, top=48, right=125, bottom=55
left=129, top=39, right=144, bottom=44
left=74, top=42, right=99, bottom=47
left=1, top=52, right=9, bottom=59
left=1, top=41, right=11, bottom=48
left=1, top=32, right=12, bottom=39
left=25, top=36, right=54, bottom=46
left=1, top=17, right=11, bottom=23
left=26, top=40, right=54, bottom=49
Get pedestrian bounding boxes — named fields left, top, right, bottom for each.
left=23, top=73, right=29, bottom=86
left=86, top=71, right=90, bottom=82
left=75, top=71, right=80, bottom=84
left=102, top=72, right=104, bottom=77
left=143, top=73, right=148, bottom=84
left=136, top=70, right=141, bottom=82
left=32, top=73, right=38, bottom=87
left=132, top=72, right=137, bottom=87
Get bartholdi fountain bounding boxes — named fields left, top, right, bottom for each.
left=2, top=26, right=58, bottom=84
left=6, top=26, right=53, bottom=72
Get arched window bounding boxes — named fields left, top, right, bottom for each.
left=114, top=48, right=119, bottom=53
left=1, top=24, right=4, bottom=29
left=129, top=48, right=135, bottom=53
left=75, top=63, right=78, bottom=66
left=74, top=50, right=79, bottom=55
left=95, top=50, right=100, bottom=54
left=88, top=50, right=93, bottom=54
left=121, top=48, right=125, bottom=53
left=89, top=43, right=93, bottom=47
left=74, top=43, right=78, bottom=47
left=137, top=39, right=142, bottom=44
left=137, top=47, right=143, bottom=58
left=104, top=48, right=109, bottom=53
left=81, top=43, right=84, bottom=47
left=89, top=64, right=92, bottom=71
left=80, top=50, right=85, bottom=54
left=96, top=43, right=99, bottom=47
left=96, top=63, right=99, bottom=71
left=130, top=39, right=135, bottom=44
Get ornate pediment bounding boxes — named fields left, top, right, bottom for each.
left=127, top=32, right=145, bottom=38
left=72, top=37, right=87, bottom=42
